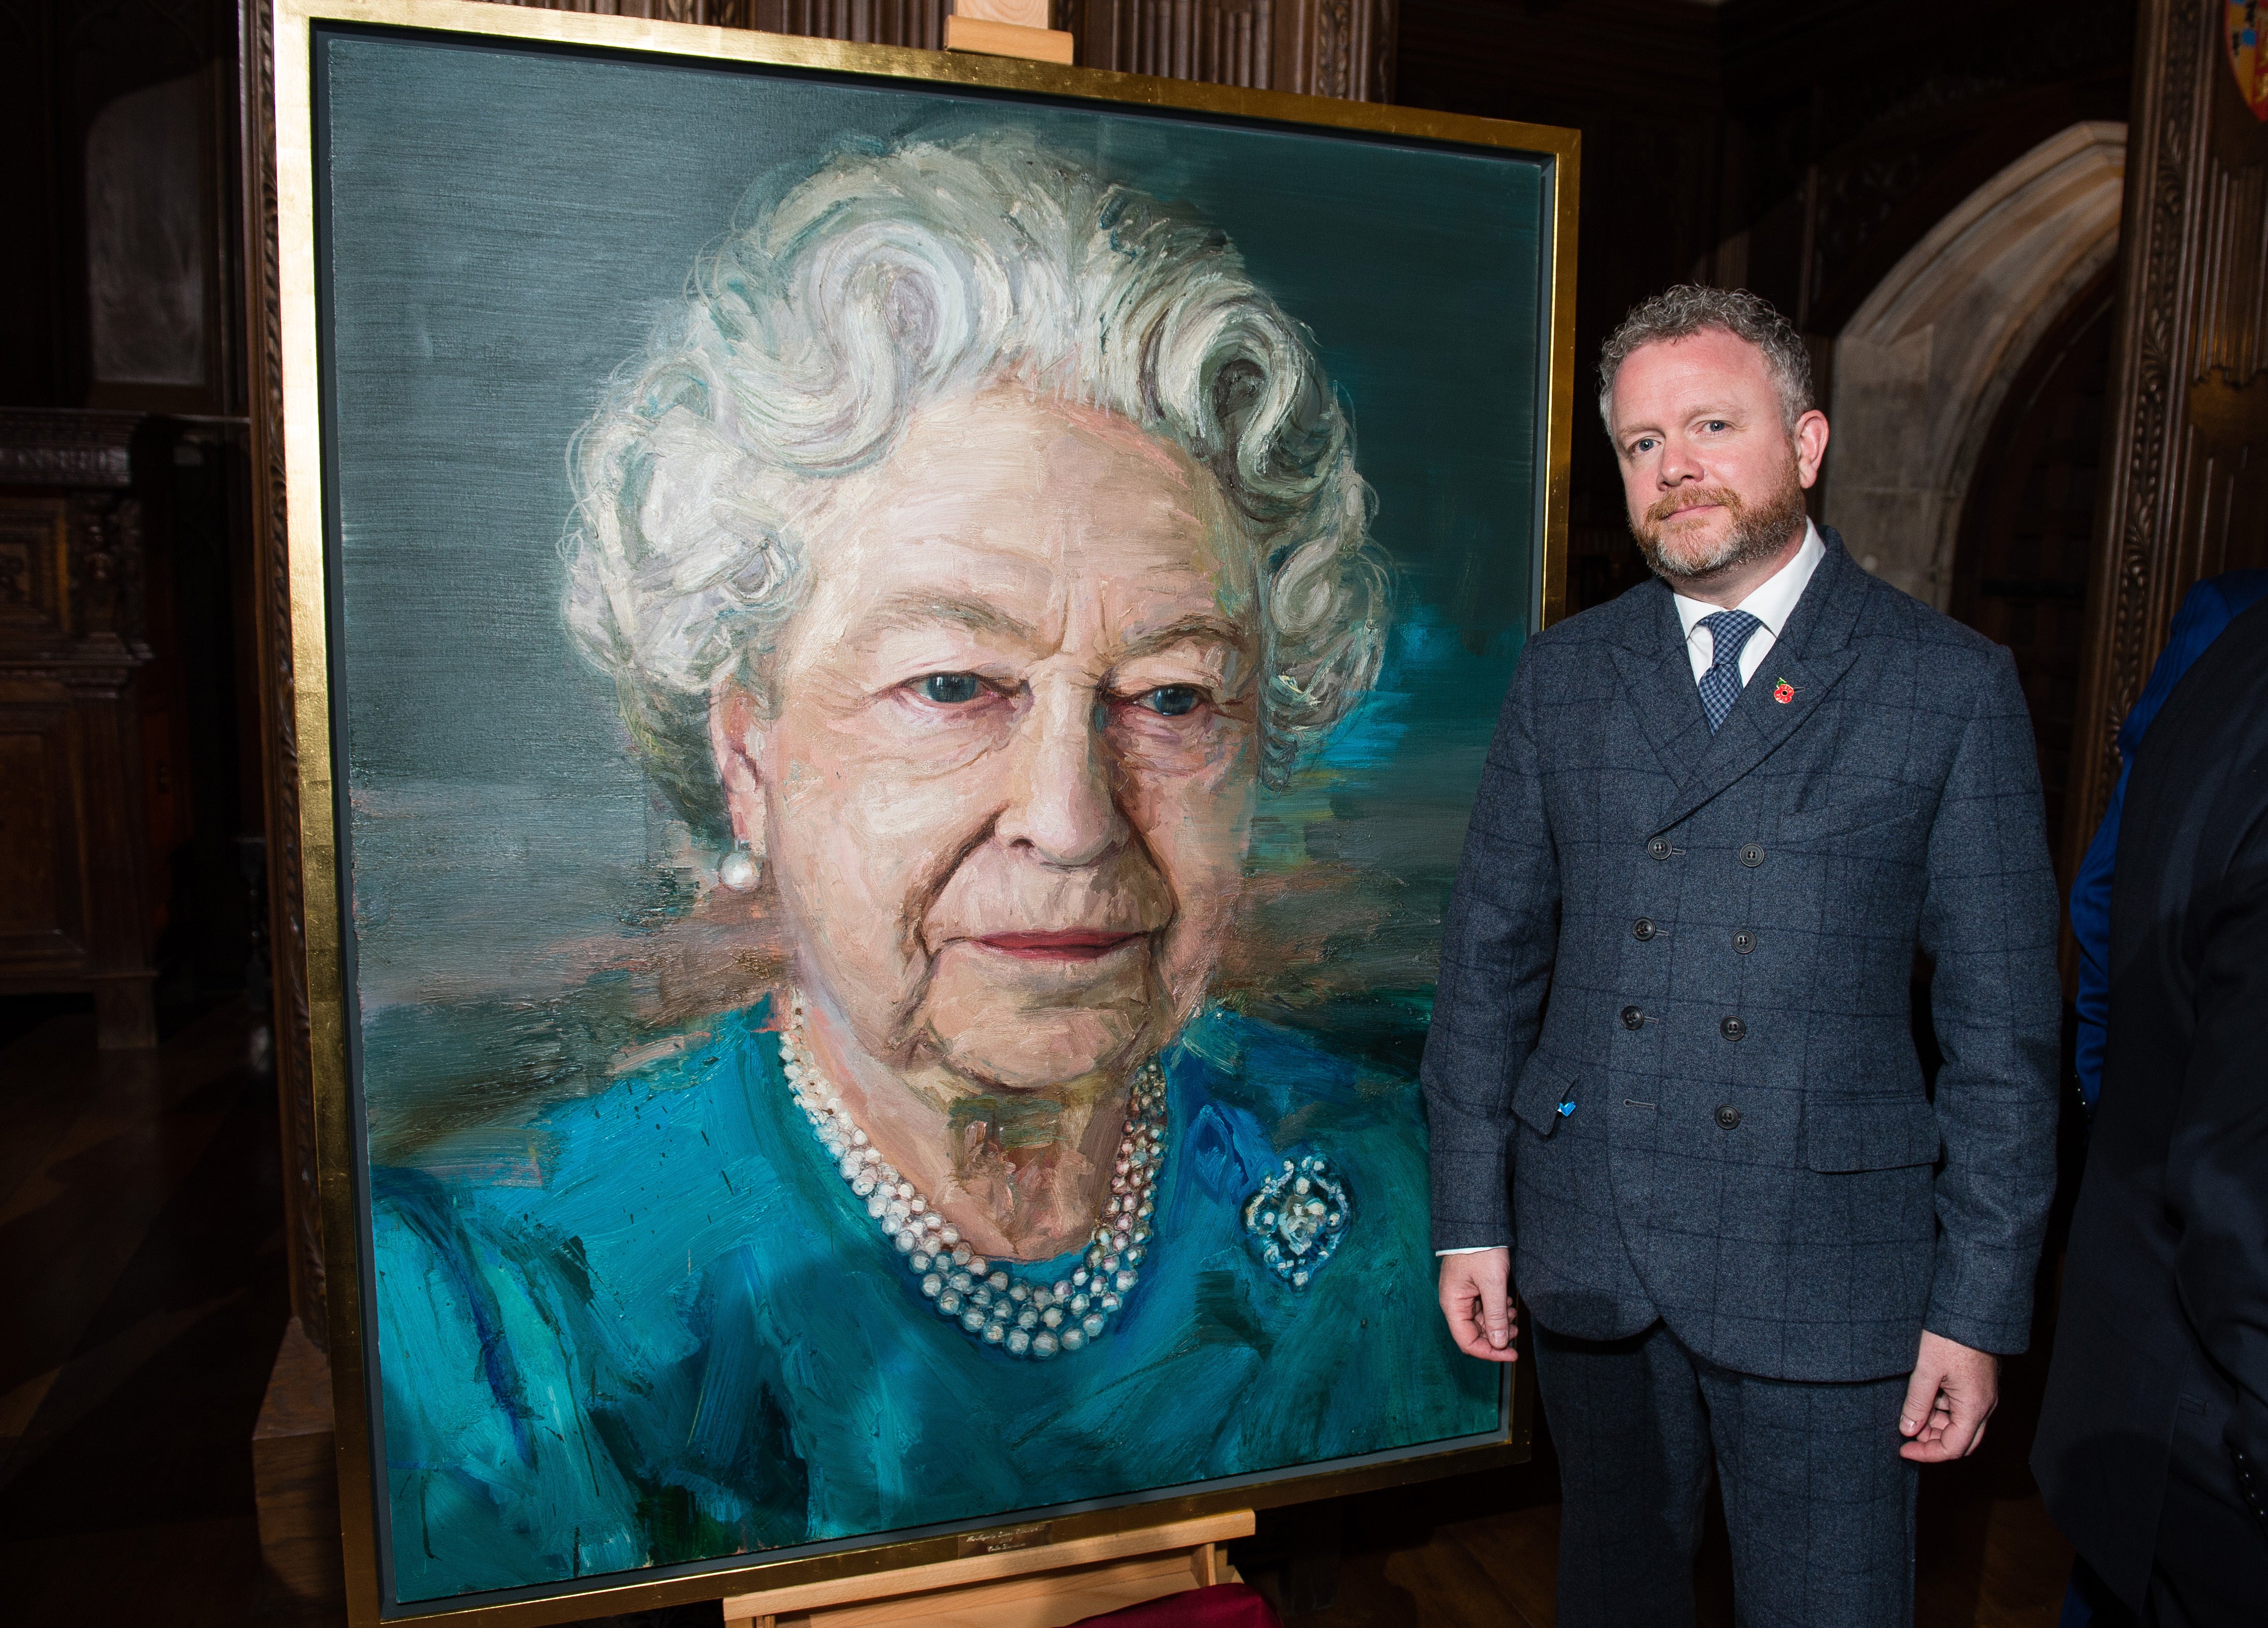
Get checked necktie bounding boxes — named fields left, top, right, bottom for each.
left=1696, top=609, right=1764, bottom=734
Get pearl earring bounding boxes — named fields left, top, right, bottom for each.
left=717, top=846, right=761, bottom=891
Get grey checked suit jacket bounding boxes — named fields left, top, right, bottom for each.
left=1422, top=529, right=2061, bottom=1382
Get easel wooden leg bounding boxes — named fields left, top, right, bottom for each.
left=720, top=1512, right=1254, bottom=1628
left=1190, top=1540, right=1217, bottom=1588
left=941, top=0, right=1075, bottom=63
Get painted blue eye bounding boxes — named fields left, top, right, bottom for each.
left=919, top=673, right=984, bottom=705
left=1137, top=686, right=1204, bottom=718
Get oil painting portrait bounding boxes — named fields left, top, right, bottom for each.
left=312, top=22, right=1555, bottom=1611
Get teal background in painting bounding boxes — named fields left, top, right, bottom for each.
left=321, top=29, right=1540, bottom=1607
left=318, top=30, right=1545, bottom=1149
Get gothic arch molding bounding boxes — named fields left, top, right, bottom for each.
left=1824, top=121, right=2127, bottom=609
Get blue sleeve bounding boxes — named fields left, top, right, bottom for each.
left=2069, top=761, right=2124, bottom=1110
left=2120, top=575, right=2268, bottom=758
left=2071, top=572, right=2268, bottom=1112
left=372, top=1169, right=650, bottom=1600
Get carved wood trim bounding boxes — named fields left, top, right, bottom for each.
left=2064, top=0, right=2268, bottom=960
left=2065, top=0, right=2206, bottom=898
left=2193, top=155, right=2267, bottom=385
left=242, top=0, right=327, bottom=1347
left=0, top=411, right=141, bottom=489
left=68, top=493, right=147, bottom=650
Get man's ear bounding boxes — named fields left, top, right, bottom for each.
left=708, top=679, right=770, bottom=855
left=1793, top=408, right=1831, bottom=488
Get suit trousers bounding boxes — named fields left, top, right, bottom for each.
left=1532, top=1319, right=1918, bottom=1628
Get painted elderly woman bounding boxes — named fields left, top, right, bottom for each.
left=373, top=134, right=1495, bottom=1601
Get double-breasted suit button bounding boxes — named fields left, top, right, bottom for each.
left=1620, top=1005, right=1645, bottom=1030
left=1720, top=1016, right=1747, bottom=1041
left=1633, top=918, right=1657, bottom=941
left=1714, top=1104, right=1742, bottom=1130
left=1732, top=929, right=1756, bottom=954
left=1648, top=837, right=1673, bottom=861
left=1739, top=842, right=1765, bottom=867
left=2234, top=1450, right=2267, bottom=1520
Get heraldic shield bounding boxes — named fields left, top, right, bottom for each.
left=2234, top=1, right=2268, bottom=119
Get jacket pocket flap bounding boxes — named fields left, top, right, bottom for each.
left=1802, top=1096, right=1941, bottom=1172
left=1776, top=785, right=1937, bottom=844
left=1509, top=1051, right=1582, bottom=1139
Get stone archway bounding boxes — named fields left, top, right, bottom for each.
left=1824, top=121, right=2126, bottom=609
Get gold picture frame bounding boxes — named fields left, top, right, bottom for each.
left=268, top=3, right=1577, bottom=1618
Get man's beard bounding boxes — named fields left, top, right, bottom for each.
left=1631, top=466, right=1809, bottom=584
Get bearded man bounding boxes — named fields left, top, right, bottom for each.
left=1422, top=286, right=2061, bottom=1627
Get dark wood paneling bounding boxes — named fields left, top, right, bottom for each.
left=1950, top=274, right=2117, bottom=876
left=1397, top=0, right=2133, bottom=616
left=2066, top=0, right=2268, bottom=900
left=0, top=497, right=70, bottom=640
left=474, top=0, right=1400, bottom=95
left=0, top=718, right=78, bottom=944
left=0, top=411, right=160, bottom=1048
left=1074, top=0, right=1397, bottom=99
left=0, top=0, right=242, bottom=411
left=0, top=0, right=61, bottom=403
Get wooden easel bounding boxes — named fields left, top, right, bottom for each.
left=942, top=0, right=1075, bottom=64
left=721, top=1510, right=1254, bottom=1628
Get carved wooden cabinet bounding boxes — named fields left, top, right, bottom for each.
left=0, top=410, right=161, bottom=1046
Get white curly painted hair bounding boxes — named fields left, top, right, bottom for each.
left=561, top=132, right=1390, bottom=838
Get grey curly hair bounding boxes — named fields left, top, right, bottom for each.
left=1596, top=285, right=1815, bottom=435
left=561, top=133, right=1391, bottom=840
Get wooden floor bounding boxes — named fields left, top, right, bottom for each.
left=0, top=1001, right=2073, bottom=1627
left=1247, top=1408, right=2073, bottom=1627
left=1241, top=1275, right=2077, bottom=1626
left=0, top=997, right=290, bottom=1625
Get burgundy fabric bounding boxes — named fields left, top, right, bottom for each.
left=1068, top=1582, right=1284, bottom=1627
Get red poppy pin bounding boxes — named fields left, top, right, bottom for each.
left=1773, top=679, right=1796, bottom=705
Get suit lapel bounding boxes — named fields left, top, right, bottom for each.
left=1610, top=584, right=1713, bottom=786
left=1644, top=534, right=1870, bottom=839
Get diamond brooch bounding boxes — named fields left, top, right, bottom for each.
left=1241, top=1153, right=1351, bottom=1290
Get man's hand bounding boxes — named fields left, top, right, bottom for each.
left=1898, top=1329, right=1999, bottom=1461
left=1438, top=1248, right=1518, bottom=1362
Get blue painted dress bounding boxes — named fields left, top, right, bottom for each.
left=371, top=998, right=1496, bottom=1602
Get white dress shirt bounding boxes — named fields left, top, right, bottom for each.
left=1672, top=519, right=1825, bottom=687
left=1435, top=520, right=1826, bottom=1257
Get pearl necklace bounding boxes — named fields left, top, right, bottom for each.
left=777, top=992, right=1169, bottom=1360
